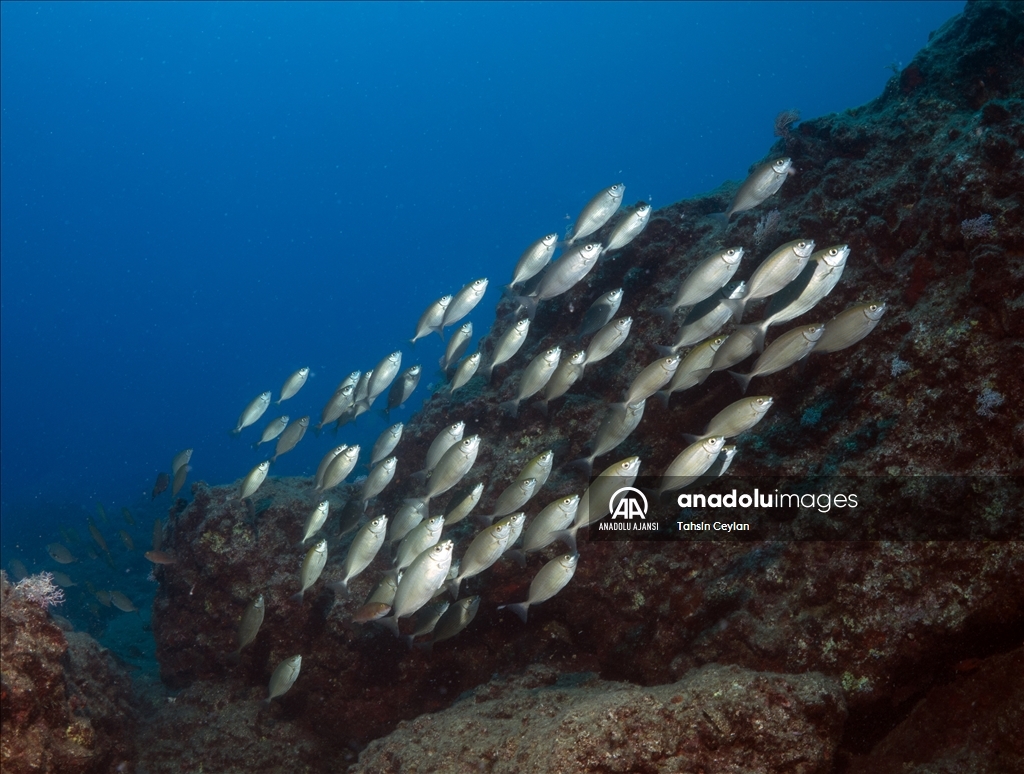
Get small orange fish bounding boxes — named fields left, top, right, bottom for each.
left=144, top=550, right=176, bottom=565
left=352, top=602, right=391, bottom=623
left=152, top=472, right=170, bottom=500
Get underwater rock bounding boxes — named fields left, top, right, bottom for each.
left=148, top=1, right=1024, bottom=764
left=845, top=646, right=1024, bottom=773
left=350, top=663, right=846, bottom=774
left=0, top=572, right=137, bottom=774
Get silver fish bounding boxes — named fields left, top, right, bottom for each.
left=314, top=445, right=347, bottom=489
left=749, top=244, right=849, bottom=350
left=700, top=396, right=774, bottom=439
left=658, top=436, right=726, bottom=495
left=522, top=495, right=580, bottom=553
left=394, top=515, right=446, bottom=574
left=46, top=543, right=76, bottom=564
left=449, top=352, right=482, bottom=394
left=417, top=421, right=465, bottom=481
left=727, top=238, right=815, bottom=323
left=272, top=416, right=309, bottom=462
left=277, top=367, right=310, bottom=404
left=292, top=538, right=328, bottom=603
left=234, top=391, right=271, bottom=434
left=337, top=371, right=361, bottom=392
left=384, top=539, right=455, bottom=633
left=568, top=183, right=625, bottom=244
left=171, top=448, right=193, bottom=476
left=236, top=594, right=265, bottom=654
left=240, top=461, right=270, bottom=500
left=318, top=445, right=360, bottom=491
left=539, top=350, right=587, bottom=412
left=507, top=233, right=558, bottom=291
left=441, top=323, right=473, bottom=371
left=577, top=289, right=623, bottom=339
left=442, top=279, right=489, bottom=331
left=300, top=500, right=330, bottom=543
left=583, top=316, right=632, bottom=370
left=653, top=247, right=744, bottom=320
left=443, top=482, right=484, bottom=526
left=499, top=552, right=578, bottom=623
left=495, top=511, right=526, bottom=552
left=622, top=355, right=680, bottom=405
left=412, top=294, right=452, bottom=343
left=387, top=365, right=421, bottom=414
left=516, top=450, right=554, bottom=490
left=603, top=202, right=651, bottom=253
left=485, top=318, right=531, bottom=380
left=255, top=416, right=289, bottom=448
left=389, top=500, right=427, bottom=543
left=717, top=157, right=793, bottom=221
left=479, top=478, right=537, bottom=525
left=330, top=515, right=388, bottom=595
left=430, top=595, right=480, bottom=648
left=266, top=655, right=301, bottom=703
left=730, top=323, right=825, bottom=394
left=361, top=456, right=397, bottom=502
left=501, top=347, right=561, bottom=417
left=531, top=242, right=602, bottom=303
left=371, top=423, right=404, bottom=466
left=419, top=435, right=481, bottom=508
left=110, top=590, right=138, bottom=614
left=656, top=335, right=725, bottom=402
left=448, top=521, right=512, bottom=598
left=573, top=401, right=646, bottom=476
left=561, top=456, right=642, bottom=552
left=364, top=573, right=400, bottom=607
left=812, top=301, right=886, bottom=355
left=173, top=465, right=190, bottom=498
left=361, top=351, right=402, bottom=410
left=317, top=384, right=355, bottom=430
left=706, top=444, right=738, bottom=478
left=406, top=599, right=451, bottom=647
left=659, top=282, right=746, bottom=353
left=709, top=326, right=760, bottom=373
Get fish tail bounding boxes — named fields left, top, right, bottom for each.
left=722, top=296, right=746, bottom=324
left=513, top=295, right=538, bottom=321
left=653, top=343, right=678, bottom=358
left=499, top=399, right=520, bottom=418
left=550, top=526, right=578, bottom=554
left=533, top=399, right=549, bottom=418
left=681, top=433, right=701, bottom=444
left=750, top=320, right=770, bottom=353
left=707, top=211, right=729, bottom=224
left=653, top=389, right=671, bottom=409
left=727, top=370, right=752, bottom=395
left=504, top=549, right=527, bottom=569
left=289, top=590, right=305, bottom=604
left=565, top=457, right=594, bottom=477
left=651, top=305, right=675, bottom=324
left=379, top=615, right=401, bottom=638
left=328, top=580, right=349, bottom=596
left=447, top=577, right=462, bottom=599
left=474, top=513, right=495, bottom=528
left=499, top=602, right=529, bottom=623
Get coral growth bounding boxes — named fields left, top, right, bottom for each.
left=0, top=572, right=138, bottom=774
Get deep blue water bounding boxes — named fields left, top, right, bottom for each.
left=1, top=1, right=963, bottom=561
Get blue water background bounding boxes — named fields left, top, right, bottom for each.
left=1, top=1, right=962, bottom=559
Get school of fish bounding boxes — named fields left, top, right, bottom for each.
left=23, top=159, right=886, bottom=703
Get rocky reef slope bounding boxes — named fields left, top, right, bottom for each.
left=138, top=3, right=1023, bottom=772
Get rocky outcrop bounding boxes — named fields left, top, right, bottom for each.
left=146, top=2, right=1024, bottom=771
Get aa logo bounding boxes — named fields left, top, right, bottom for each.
left=608, top=487, right=648, bottom=520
